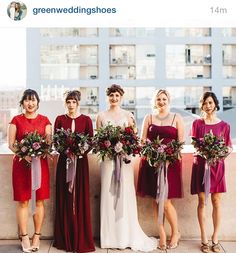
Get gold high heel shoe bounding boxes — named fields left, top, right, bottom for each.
left=31, top=232, right=41, bottom=252
left=20, top=234, right=31, bottom=253
left=168, top=233, right=181, bottom=249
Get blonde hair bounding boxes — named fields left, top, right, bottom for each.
left=151, top=89, right=170, bottom=109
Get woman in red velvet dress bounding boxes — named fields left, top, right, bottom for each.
left=137, top=89, right=184, bottom=250
left=53, top=90, right=95, bottom=253
left=190, top=92, right=232, bottom=253
left=8, top=89, right=52, bottom=252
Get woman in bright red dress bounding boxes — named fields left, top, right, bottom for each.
left=8, top=89, right=52, bottom=252
left=137, top=89, right=184, bottom=250
left=190, top=92, right=232, bottom=253
left=53, top=90, right=95, bottom=253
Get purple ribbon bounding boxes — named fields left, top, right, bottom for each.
left=31, top=157, right=42, bottom=214
left=203, top=161, right=211, bottom=205
left=109, top=155, right=123, bottom=221
left=66, top=155, right=77, bottom=193
left=156, top=162, right=169, bottom=224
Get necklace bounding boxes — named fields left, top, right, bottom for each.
left=155, top=113, right=170, bottom=121
left=155, top=113, right=170, bottom=126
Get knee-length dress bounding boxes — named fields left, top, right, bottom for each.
left=99, top=116, right=157, bottom=251
left=137, top=120, right=183, bottom=199
left=191, top=119, right=232, bottom=194
left=53, top=114, right=95, bottom=253
left=10, top=114, right=51, bottom=201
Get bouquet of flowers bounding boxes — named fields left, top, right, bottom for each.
left=141, top=136, right=184, bottom=168
left=53, top=128, right=91, bottom=158
left=92, top=124, right=141, bottom=163
left=14, top=131, right=51, bottom=160
left=191, top=130, right=229, bottom=166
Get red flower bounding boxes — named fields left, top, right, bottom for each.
left=125, top=127, right=133, bottom=134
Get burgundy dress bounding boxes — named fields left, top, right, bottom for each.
left=10, top=114, right=51, bottom=201
left=53, top=114, right=95, bottom=253
left=137, top=117, right=183, bottom=199
left=191, top=119, right=232, bottom=194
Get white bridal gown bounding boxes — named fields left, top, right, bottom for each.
left=100, top=117, right=157, bottom=251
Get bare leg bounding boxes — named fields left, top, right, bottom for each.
left=158, top=224, right=167, bottom=249
left=32, top=200, right=44, bottom=249
left=154, top=201, right=166, bottom=249
left=164, top=199, right=180, bottom=246
left=16, top=201, right=31, bottom=249
left=197, top=192, right=208, bottom=243
left=211, top=193, right=221, bottom=243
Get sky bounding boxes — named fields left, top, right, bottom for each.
left=0, top=28, right=26, bottom=89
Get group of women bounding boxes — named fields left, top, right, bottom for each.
left=8, top=85, right=231, bottom=253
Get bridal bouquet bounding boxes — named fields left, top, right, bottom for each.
left=191, top=130, right=229, bottom=166
left=53, top=128, right=91, bottom=158
left=14, top=131, right=51, bottom=160
left=92, top=124, right=141, bottom=163
left=141, top=136, right=184, bottom=169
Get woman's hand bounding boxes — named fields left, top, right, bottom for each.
left=24, top=155, right=32, bottom=164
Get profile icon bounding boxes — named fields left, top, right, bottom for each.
left=7, top=1, right=27, bottom=21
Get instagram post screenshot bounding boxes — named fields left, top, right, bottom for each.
left=0, top=0, right=236, bottom=252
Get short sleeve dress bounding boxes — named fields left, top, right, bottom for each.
left=190, top=119, right=232, bottom=194
left=10, top=114, right=51, bottom=201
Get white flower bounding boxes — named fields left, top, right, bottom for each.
left=83, top=142, right=89, bottom=151
left=114, top=141, right=123, bottom=153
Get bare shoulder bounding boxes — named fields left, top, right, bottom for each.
left=172, top=112, right=183, bottom=121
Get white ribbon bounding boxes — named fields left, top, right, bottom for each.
left=109, top=155, right=123, bottom=221
left=203, top=161, right=211, bottom=205
left=156, top=162, right=169, bottom=224
left=66, top=155, right=77, bottom=193
left=31, top=157, right=42, bottom=214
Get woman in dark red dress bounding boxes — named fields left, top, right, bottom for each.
left=190, top=92, right=232, bottom=253
left=137, top=89, right=184, bottom=250
left=8, top=89, right=52, bottom=252
left=53, top=90, right=95, bottom=253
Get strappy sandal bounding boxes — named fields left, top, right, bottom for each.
left=20, top=234, right=31, bottom=253
left=32, top=232, right=41, bottom=252
left=157, top=244, right=167, bottom=251
left=201, top=242, right=210, bottom=253
left=212, top=241, right=221, bottom=253
left=168, top=232, right=181, bottom=249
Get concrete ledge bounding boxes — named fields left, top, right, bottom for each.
left=0, top=153, right=236, bottom=240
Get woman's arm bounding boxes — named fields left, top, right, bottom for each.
left=96, top=113, right=103, bottom=129
left=8, top=124, right=17, bottom=153
left=45, top=124, right=52, bottom=144
left=175, top=113, right=185, bottom=142
left=127, top=112, right=137, bottom=133
left=140, top=115, right=150, bottom=144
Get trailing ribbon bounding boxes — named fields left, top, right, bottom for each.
left=156, top=162, right=169, bottom=224
left=66, top=155, right=77, bottom=193
left=203, top=161, right=211, bottom=205
left=109, top=155, right=123, bottom=221
left=31, top=157, right=42, bottom=214
left=66, top=155, right=77, bottom=215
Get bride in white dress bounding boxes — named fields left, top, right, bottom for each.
left=96, top=84, right=157, bottom=251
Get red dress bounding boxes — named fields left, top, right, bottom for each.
left=137, top=120, right=183, bottom=199
left=10, top=114, right=51, bottom=201
left=191, top=119, right=232, bottom=194
left=53, top=114, right=95, bottom=253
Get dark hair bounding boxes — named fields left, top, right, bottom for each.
left=19, top=89, right=40, bottom=107
left=200, top=91, right=220, bottom=111
left=106, top=84, right=124, bottom=96
left=64, top=90, right=81, bottom=103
